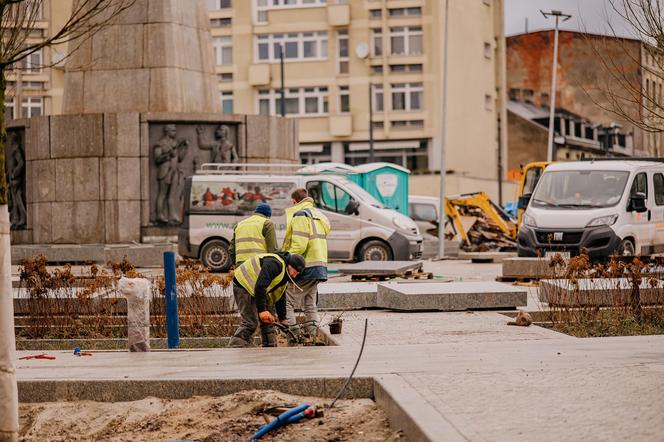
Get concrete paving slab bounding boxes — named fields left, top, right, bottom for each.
left=330, top=261, right=423, bottom=275
left=317, top=282, right=378, bottom=310
left=502, top=257, right=558, bottom=279
left=458, top=251, right=516, bottom=263
left=540, top=278, right=664, bottom=306
left=376, top=281, right=527, bottom=311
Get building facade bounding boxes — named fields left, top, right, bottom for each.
left=206, top=0, right=506, bottom=190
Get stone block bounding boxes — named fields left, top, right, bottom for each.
left=539, top=278, right=664, bottom=307
left=83, top=69, right=150, bottom=114
left=25, top=116, right=50, bottom=161
left=331, top=261, right=423, bottom=276
left=92, top=24, right=143, bottom=70
left=180, top=26, right=202, bottom=71
left=55, top=158, right=100, bottom=202
left=141, top=199, right=150, bottom=227
left=31, top=160, right=55, bottom=202
left=502, top=258, right=557, bottom=280
left=62, top=71, right=85, bottom=114
left=180, top=70, right=207, bottom=113
left=105, top=242, right=176, bottom=267
left=317, top=282, right=378, bottom=310
left=376, top=282, right=527, bottom=311
left=104, top=200, right=119, bottom=243
left=116, top=112, right=140, bottom=157
left=143, top=22, right=184, bottom=69
left=62, top=37, right=92, bottom=72
left=118, top=200, right=141, bottom=242
left=141, top=157, right=150, bottom=200
left=50, top=115, right=104, bottom=158
left=115, top=0, right=149, bottom=24
left=117, top=158, right=141, bottom=200
left=52, top=201, right=104, bottom=243
left=140, top=121, right=150, bottom=157
left=101, top=158, right=118, bottom=200
left=30, top=203, right=52, bottom=243
left=10, top=229, right=32, bottom=245
left=148, top=68, right=184, bottom=112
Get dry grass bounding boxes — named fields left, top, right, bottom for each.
left=541, top=251, right=664, bottom=337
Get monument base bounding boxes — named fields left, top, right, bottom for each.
left=11, top=243, right=177, bottom=267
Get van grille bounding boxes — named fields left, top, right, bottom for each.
left=535, top=230, right=583, bottom=245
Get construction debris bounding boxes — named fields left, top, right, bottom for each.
left=448, top=207, right=516, bottom=252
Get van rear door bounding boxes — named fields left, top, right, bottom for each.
left=651, top=171, right=664, bottom=252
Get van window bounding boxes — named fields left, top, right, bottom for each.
left=189, top=181, right=296, bottom=216
left=410, top=203, right=437, bottom=222
left=531, top=170, right=629, bottom=209
left=629, top=173, right=648, bottom=198
left=654, top=173, right=664, bottom=205
left=307, top=181, right=355, bottom=214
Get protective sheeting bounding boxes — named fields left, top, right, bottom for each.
left=118, top=277, right=151, bottom=352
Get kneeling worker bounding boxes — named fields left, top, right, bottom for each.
left=229, top=203, right=277, bottom=266
left=228, top=252, right=306, bottom=348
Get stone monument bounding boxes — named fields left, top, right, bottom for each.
left=8, top=0, right=299, bottom=264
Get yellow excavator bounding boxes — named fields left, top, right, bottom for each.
left=443, top=161, right=552, bottom=244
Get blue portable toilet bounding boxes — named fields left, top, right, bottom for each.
left=354, top=163, right=410, bottom=215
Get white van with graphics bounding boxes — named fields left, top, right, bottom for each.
left=178, top=164, right=422, bottom=271
left=518, top=159, right=664, bottom=259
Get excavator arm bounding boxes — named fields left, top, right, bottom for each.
left=444, top=192, right=517, bottom=243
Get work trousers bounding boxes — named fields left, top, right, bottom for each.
left=285, top=279, right=320, bottom=329
left=228, top=283, right=276, bottom=348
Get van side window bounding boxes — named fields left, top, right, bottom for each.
left=410, top=203, right=437, bottom=222
left=629, top=173, right=648, bottom=198
left=306, top=181, right=354, bottom=214
left=655, top=173, right=664, bottom=205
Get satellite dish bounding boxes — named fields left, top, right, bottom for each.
left=355, top=42, right=369, bottom=59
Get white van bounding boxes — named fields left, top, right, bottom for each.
left=178, top=164, right=423, bottom=271
left=518, top=159, right=664, bottom=259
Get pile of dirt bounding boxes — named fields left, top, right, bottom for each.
left=19, top=390, right=407, bottom=441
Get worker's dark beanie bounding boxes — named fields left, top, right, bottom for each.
left=255, top=203, right=272, bottom=217
left=288, top=254, right=306, bottom=273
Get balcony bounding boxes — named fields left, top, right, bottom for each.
left=327, top=4, right=350, bottom=27
left=329, top=114, right=352, bottom=136
left=248, top=64, right=270, bottom=86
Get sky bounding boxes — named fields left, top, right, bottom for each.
left=505, top=0, right=635, bottom=38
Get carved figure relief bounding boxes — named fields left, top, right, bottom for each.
left=6, top=129, right=26, bottom=229
left=149, top=122, right=239, bottom=225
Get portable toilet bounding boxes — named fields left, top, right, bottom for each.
left=354, top=163, right=410, bottom=215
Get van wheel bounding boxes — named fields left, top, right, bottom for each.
left=618, top=239, right=635, bottom=257
left=358, top=240, right=393, bottom=261
left=200, top=240, right=231, bottom=272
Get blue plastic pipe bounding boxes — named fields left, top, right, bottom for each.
left=163, top=251, right=179, bottom=349
left=250, top=403, right=309, bottom=440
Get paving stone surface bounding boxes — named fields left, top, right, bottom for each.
left=377, top=281, right=528, bottom=311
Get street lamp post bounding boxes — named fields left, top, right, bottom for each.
left=368, top=82, right=375, bottom=162
left=437, top=0, right=450, bottom=259
left=541, top=10, right=572, bottom=162
left=279, top=43, right=285, bottom=117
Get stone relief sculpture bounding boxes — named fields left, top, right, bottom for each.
left=6, top=130, right=26, bottom=229
left=196, top=124, right=238, bottom=164
left=153, top=124, right=190, bottom=224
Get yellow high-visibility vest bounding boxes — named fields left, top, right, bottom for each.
left=234, top=214, right=268, bottom=264
left=234, top=253, right=287, bottom=306
left=284, top=201, right=330, bottom=267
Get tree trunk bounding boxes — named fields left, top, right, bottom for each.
left=0, top=62, right=18, bottom=441
left=0, top=206, right=17, bottom=442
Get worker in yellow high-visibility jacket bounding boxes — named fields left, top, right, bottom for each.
left=282, top=188, right=330, bottom=334
left=228, top=252, right=306, bottom=348
left=229, top=203, right=278, bottom=266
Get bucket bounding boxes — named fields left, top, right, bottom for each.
left=328, top=319, right=343, bottom=334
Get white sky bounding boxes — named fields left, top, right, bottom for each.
left=505, top=0, right=635, bottom=38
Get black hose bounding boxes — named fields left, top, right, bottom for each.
left=329, top=318, right=368, bottom=409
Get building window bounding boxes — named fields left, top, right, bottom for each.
left=339, top=86, right=350, bottom=112
left=391, top=82, right=423, bottom=111
left=218, top=73, right=233, bottom=82
left=388, top=7, right=421, bottom=17
left=4, top=97, right=14, bottom=120
left=337, top=30, right=349, bottom=74
left=372, top=28, right=383, bottom=56
left=391, top=119, right=424, bottom=129
left=541, top=92, right=549, bottom=107
left=485, top=94, right=492, bottom=111
left=371, top=65, right=383, bottom=74
left=369, top=9, right=382, bottom=19
left=210, top=18, right=232, bottom=27
left=255, top=0, right=326, bottom=22
left=372, top=84, right=384, bottom=112
left=255, top=32, right=327, bottom=63
left=221, top=92, right=233, bottom=113
left=522, top=89, right=533, bottom=104
left=509, top=88, right=520, bottom=101
left=389, top=64, right=422, bottom=73
left=344, top=141, right=428, bottom=170
left=213, top=36, right=232, bottom=65
left=21, top=97, right=42, bottom=118
left=21, top=49, right=42, bottom=73
left=484, top=42, right=492, bottom=59
left=208, top=0, right=231, bottom=9
left=390, top=26, right=422, bottom=56
left=257, top=87, right=329, bottom=116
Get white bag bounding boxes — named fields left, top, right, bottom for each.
left=118, top=277, right=152, bottom=352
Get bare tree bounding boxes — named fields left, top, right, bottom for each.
left=0, top=1, right=135, bottom=440
left=584, top=1, right=664, bottom=136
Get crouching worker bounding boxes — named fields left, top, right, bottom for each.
left=228, top=252, right=306, bottom=348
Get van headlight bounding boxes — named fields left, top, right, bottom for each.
left=586, top=214, right=618, bottom=227
left=393, top=216, right=410, bottom=231
left=523, top=213, right=537, bottom=227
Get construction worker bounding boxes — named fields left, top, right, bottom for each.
left=228, top=252, right=306, bottom=348
left=282, top=188, right=331, bottom=332
left=229, top=203, right=278, bottom=266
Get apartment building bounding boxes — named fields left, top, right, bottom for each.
left=207, top=0, right=506, bottom=194
left=3, top=1, right=69, bottom=120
